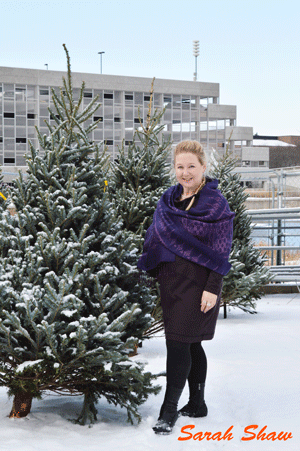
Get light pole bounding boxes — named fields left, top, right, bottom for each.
left=193, top=40, right=199, bottom=81
left=45, top=64, right=48, bottom=70
left=98, top=51, right=105, bottom=74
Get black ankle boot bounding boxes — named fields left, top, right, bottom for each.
left=153, top=384, right=184, bottom=435
left=179, top=382, right=208, bottom=418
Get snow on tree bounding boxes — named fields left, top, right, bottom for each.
left=107, top=79, right=174, bottom=336
left=108, top=78, right=173, bottom=238
left=0, top=45, right=159, bottom=425
left=209, top=145, right=272, bottom=316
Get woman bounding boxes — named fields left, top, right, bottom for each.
left=137, top=140, right=235, bottom=435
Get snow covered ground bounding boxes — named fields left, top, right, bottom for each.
left=1, top=293, right=299, bottom=451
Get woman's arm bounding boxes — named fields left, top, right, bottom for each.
left=201, top=270, right=223, bottom=313
left=204, top=270, right=223, bottom=296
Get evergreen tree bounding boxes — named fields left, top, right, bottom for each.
left=107, top=80, right=174, bottom=336
left=0, top=168, right=10, bottom=209
left=209, top=146, right=272, bottom=316
left=0, top=45, right=159, bottom=425
left=108, top=78, right=173, bottom=239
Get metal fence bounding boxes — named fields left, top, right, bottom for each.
left=236, top=167, right=300, bottom=267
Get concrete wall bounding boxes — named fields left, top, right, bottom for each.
left=207, top=104, right=236, bottom=120
left=0, top=66, right=219, bottom=97
left=242, top=146, right=269, bottom=161
left=225, top=126, right=253, bottom=141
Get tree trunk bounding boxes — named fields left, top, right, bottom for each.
left=75, top=391, right=98, bottom=425
left=223, top=300, right=227, bottom=319
left=128, top=342, right=139, bottom=357
left=9, top=392, right=33, bottom=418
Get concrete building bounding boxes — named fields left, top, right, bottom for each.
left=0, top=66, right=268, bottom=182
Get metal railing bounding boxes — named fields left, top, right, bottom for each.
left=248, top=207, right=300, bottom=269
left=240, top=168, right=300, bottom=290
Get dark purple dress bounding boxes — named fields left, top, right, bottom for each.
left=155, top=189, right=223, bottom=343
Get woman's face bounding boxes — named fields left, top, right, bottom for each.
left=175, top=152, right=206, bottom=192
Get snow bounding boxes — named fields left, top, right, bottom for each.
left=253, top=140, right=296, bottom=147
left=1, top=293, right=299, bottom=451
left=61, top=310, right=77, bottom=317
left=16, top=360, right=43, bottom=373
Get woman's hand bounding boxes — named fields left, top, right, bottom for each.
left=201, top=291, right=218, bottom=313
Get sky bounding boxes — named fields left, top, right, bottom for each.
left=0, top=0, right=299, bottom=137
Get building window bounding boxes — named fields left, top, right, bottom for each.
left=0, top=137, right=3, bottom=143
left=40, top=89, right=49, bottom=95
left=84, top=92, right=93, bottom=98
left=105, top=140, right=113, bottom=145
left=144, top=95, right=151, bottom=102
left=104, top=93, right=113, bottom=99
left=4, top=157, right=15, bottom=164
left=259, top=161, right=265, bottom=166
left=125, top=140, right=133, bottom=145
left=125, top=94, right=133, bottom=101
left=114, top=117, right=121, bottom=122
left=16, top=138, right=27, bottom=143
left=4, top=112, right=15, bottom=118
left=4, top=85, right=14, bottom=98
left=134, top=118, right=143, bottom=123
left=93, top=116, right=103, bottom=122
left=50, top=113, right=60, bottom=120
left=15, top=87, right=26, bottom=101
left=134, top=92, right=143, bottom=105
left=243, top=161, right=250, bottom=166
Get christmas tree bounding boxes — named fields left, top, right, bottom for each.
left=108, top=78, right=173, bottom=238
left=0, top=168, right=10, bottom=209
left=107, top=80, right=174, bottom=336
left=0, top=45, right=159, bottom=425
left=209, top=146, right=272, bottom=317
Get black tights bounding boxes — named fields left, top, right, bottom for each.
left=166, top=339, right=207, bottom=389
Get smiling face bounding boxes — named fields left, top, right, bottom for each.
left=175, top=152, right=206, bottom=195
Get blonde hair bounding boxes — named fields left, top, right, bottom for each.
left=173, top=140, right=206, bottom=167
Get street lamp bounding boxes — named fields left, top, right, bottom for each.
left=98, top=51, right=105, bottom=74
left=45, top=64, right=48, bottom=70
left=193, top=40, right=199, bottom=81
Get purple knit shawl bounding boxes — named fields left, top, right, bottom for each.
left=137, top=178, right=235, bottom=276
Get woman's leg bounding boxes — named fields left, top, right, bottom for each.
left=153, top=339, right=192, bottom=434
left=189, top=341, right=207, bottom=384
left=179, top=341, right=208, bottom=417
left=166, top=339, right=192, bottom=388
